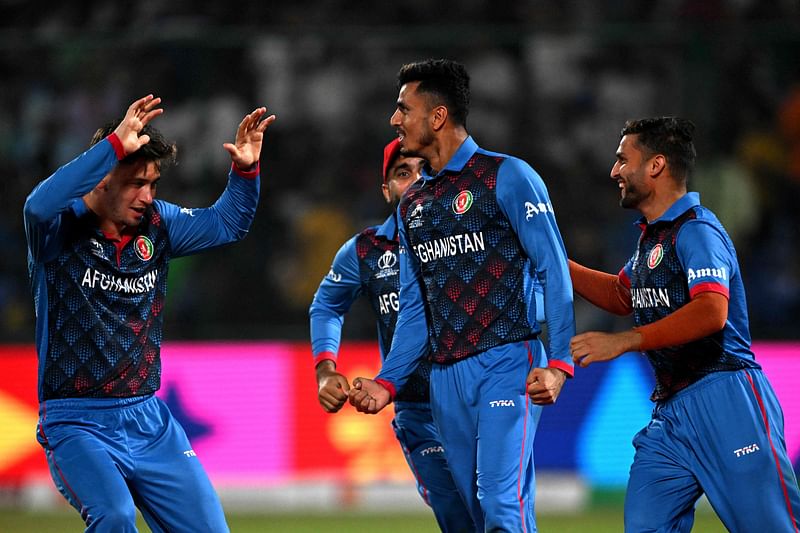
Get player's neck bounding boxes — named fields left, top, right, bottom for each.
left=427, top=128, right=468, bottom=175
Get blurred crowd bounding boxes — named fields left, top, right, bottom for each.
left=1, top=1, right=799, bottom=342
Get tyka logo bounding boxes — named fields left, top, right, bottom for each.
left=733, top=443, right=760, bottom=458
left=377, top=250, right=397, bottom=270
left=420, top=446, right=444, bottom=457
left=489, top=399, right=516, bottom=408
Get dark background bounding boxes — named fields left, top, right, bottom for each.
left=2, top=1, right=799, bottom=343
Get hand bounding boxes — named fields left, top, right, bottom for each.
left=316, top=362, right=350, bottom=413
left=526, top=367, right=567, bottom=405
left=348, top=377, right=391, bottom=414
left=113, top=94, right=164, bottom=156
left=570, top=330, right=641, bottom=367
left=223, top=107, right=277, bottom=171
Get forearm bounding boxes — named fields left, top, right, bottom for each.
left=635, top=292, right=727, bottom=350
left=568, top=260, right=632, bottom=315
left=208, top=167, right=260, bottom=242
left=24, top=137, right=120, bottom=225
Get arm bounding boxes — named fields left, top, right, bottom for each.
left=163, top=108, right=276, bottom=256
left=570, top=220, right=731, bottom=366
left=349, top=208, right=429, bottom=413
left=309, top=237, right=362, bottom=412
left=496, top=158, right=575, bottom=403
left=568, top=259, right=632, bottom=315
left=24, top=95, right=163, bottom=261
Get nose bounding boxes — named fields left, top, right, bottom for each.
left=389, top=109, right=401, bottom=127
left=610, top=162, right=620, bottom=179
left=140, top=186, right=154, bottom=204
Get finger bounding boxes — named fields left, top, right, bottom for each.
left=128, top=94, right=154, bottom=114
left=140, top=107, right=164, bottom=126
left=352, top=378, right=362, bottom=390
left=256, top=114, right=277, bottom=132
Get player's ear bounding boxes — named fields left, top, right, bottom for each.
left=381, top=183, right=391, bottom=204
left=649, top=154, right=666, bottom=178
left=430, top=105, right=447, bottom=132
left=95, top=176, right=111, bottom=192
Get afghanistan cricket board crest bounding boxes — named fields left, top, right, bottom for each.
left=135, top=236, right=154, bottom=261
left=452, top=190, right=474, bottom=215
left=647, top=243, right=664, bottom=269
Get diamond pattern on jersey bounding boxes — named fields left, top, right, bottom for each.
left=42, top=208, right=169, bottom=400
left=400, top=153, right=535, bottom=364
left=356, top=227, right=430, bottom=403
left=631, top=209, right=750, bottom=401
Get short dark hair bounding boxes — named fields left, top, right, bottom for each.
left=90, top=120, right=177, bottom=169
left=621, top=117, right=696, bottom=181
left=397, top=59, right=470, bottom=128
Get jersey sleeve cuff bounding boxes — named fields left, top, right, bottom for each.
left=618, top=268, right=631, bottom=290
left=232, top=161, right=260, bottom=179
left=374, top=378, right=396, bottom=401
left=689, top=282, right=729, bottom=299
left=313, top=351, right=337, bottom=367
left=548, top=359, right=574, bottom=378
left=106, top=133, right=126, bottom=160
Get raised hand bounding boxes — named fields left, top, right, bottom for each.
left=223, top=107, right=277, bottom=171
left=348, top=377, right=391, bottom=414
left=113, top=95, right=164, bottom=156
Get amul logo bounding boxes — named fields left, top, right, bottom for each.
left=489, top=399, right=516, bottom=408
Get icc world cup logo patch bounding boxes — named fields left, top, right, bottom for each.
left=452, top=190, right=474, bottom=215
left=647, top=243, right=663, bottom=269
left=135, top=236, right=154, bottom=261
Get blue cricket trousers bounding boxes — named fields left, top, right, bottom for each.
left=429, top=339, right=546, bottom=532
left=625, top=369, right=800, bottom=532
left=393, top=402, right=476, bottom=532
left=37, top=394, right=228, bottom=532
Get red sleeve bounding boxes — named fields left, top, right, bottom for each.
left=568, top=260, right=632, bottom=316
left=106, top=133, right=126, bottom=160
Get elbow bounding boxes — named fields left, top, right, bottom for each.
left=23, top=196, right=47, bottom=225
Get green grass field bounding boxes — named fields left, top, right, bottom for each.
left=0, top=507, right=728, bottom=532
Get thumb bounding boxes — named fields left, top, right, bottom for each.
left=222, top=143, right=238, bottom=157
left=136, top=134, right=151, bottom=149
left=341, top=377, right=351, bottom=393
left=352, top=377, right=362, bottom=390
left=526, top=368, right=539, bottom=385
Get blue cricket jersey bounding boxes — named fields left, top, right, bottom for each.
left=309, top=214, right=431, bottom=402
left=620, top=192, right=760, bottom=400
left=377, top=136, right=574, bottom=393
left=24, top=136, right=260, bottom=401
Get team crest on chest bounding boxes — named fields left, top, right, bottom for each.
left=452, top=190, right=474, bottom=215
left=135, top=236, right=154, bottom=261
left=647, top=243, right=664, bottom=269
